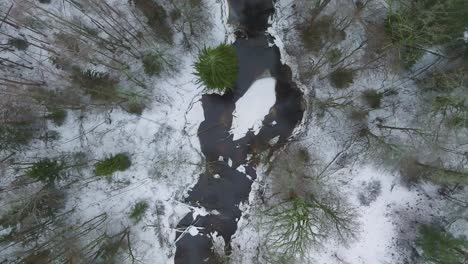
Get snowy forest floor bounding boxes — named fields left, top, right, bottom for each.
left=0, top=0, right=467, bottom=263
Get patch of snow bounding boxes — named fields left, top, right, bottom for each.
left=210, top=210, right=220, bottom=215
left=268, top=136, right=280, bottom=145
left=0, top=227, right=12, bottom=237
left=188, top=226, right=200, bottom=236
left=236, top=166, right=246, bottom=174
left=211, top=232, right=226, bottom=257
left=231, top=77, right=276, bottom=140
left=312, top=166, right=417, bottom=264
left=449, top=218, right=468, bottom=237
left=192, top=206, right=210, bottom=219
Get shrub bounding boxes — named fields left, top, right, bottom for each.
left=349, top=108, right=369, bottom=121
left=71, top=68, right=119, bottom=101
left=432, top=95, right=465, bottom=113
left=0, top=188, right=65, bottom=245
left=297, top=147, right=311, bottom=163
left=385, top=12, right=420, bottom=44
left=361, top=89, right=383, bottom=109
left=329, top=68, right=354, bottom=89
left=38, top=130, right=61, bottom=143
left=95, top=230, right=132, bottom=263
left=142, top=53, right=163, bottom=76
left=447, top=114, right=468, bottom=128
left=170, top=9, right=182, bottom=21
left=419, top=69, right=466, bottom=93
left=55, top=33, right=80, bottom=53
left=194, top=44, right=239, bottom=93
left=0, top=124, right=34, bottom=150
left=46, top=107, right=67, bottom=126
left=133, top=0, right=172, bottom=42
left=8, top=38, right=29, bottom=50
left=300, top=15, right=346, bottom=53
left=357, top=180, right=381, bottom=206
left=95, top=153, right=131, bottom=176
left=129, top=201, right=148, bottom=222
left=385, top=0, right=468, bottom=68
left=27, top=158, right=64, bottom=183
left=326, top=48, right=342, bottom=64
left=400, top=158, right=468, bottom=186
left=23, top=250, right=51, bottom=264
left=125, top=99, right=146, bottom=115
left=189, top=0, right=203, bottom=6
left=416, top=225, right=468, bottom=264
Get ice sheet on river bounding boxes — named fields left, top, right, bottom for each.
left=231, top=77, right=276, bottom=140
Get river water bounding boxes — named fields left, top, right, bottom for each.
left=175, top=1, right=304, bottom=263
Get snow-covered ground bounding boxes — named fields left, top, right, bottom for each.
left=229, top=0, right=467, bottom=263
left=0, top=0, right=229, bottom=262
left=1, top=0, right=466, bottom=263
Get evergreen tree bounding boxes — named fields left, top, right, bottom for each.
left=417, top=225, right=468, bottom=264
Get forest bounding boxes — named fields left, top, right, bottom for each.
left=0, top=0, right=466, bottom=263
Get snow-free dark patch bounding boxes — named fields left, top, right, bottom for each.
left=358, top=180, right=382, bottom=206
left=330, top=68, right=354, bottom=89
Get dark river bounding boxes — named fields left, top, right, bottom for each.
left=174, top=0, right=304, bottom=263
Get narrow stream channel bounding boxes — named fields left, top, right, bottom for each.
left=175, top=1, right=304, bottom=263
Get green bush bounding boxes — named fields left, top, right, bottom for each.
left=398, top=47, right=425, bottom=69
left=129, top=201, right=149, bottom=222
left=0, top=188, right=65, bottom=246
left=297, top=148, right=311, bottom=163
left=417, top=225, right=468, bottom=264
left=170, top=9, right=182, bottom=21
left=142, top=53, right=163, bottom=76
left=23, top=250, right=51, bottom=264
left=27, top=158, right=64, bottom=183
left=71, top=68, right=119, bottom=101
left=125, top=99, right=146, bottom=115
left=447, top=114, right=468, bottom=128
left=55, top=33, right=80, bottom=53
left=46, top=107, right=67, bottom=126
left=349, top=108, right=369, bottom=121
left=8, top=38, right=29, bottom=50
left=329, top=68, right=354, bottom=89
left=134, top=0, right=173, bottom=43
left=0, top=123, right=34, bottom=150
left=432, top=95, right=466, bottom=113
left=419, top=69, right=466, bottom=93
left=95, top=153, right=131, bottom=176
left=326, top=48, right=342, bottom=64
left=385, top=0, right=468, bottom=67
left=194, top=44, right=239, bottom=92
left=300, top=15, right=346, bottom=53
left=400, top=158, right=468, bottom=185
left=362, top=89, right=383, bottom=109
